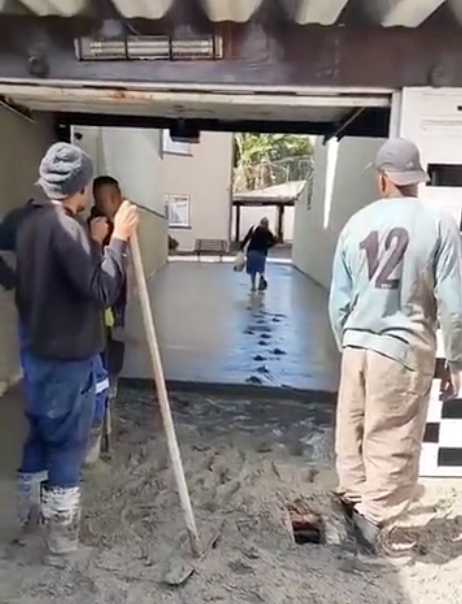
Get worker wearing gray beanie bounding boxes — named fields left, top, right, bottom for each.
left=38, top=142, right=94, bottom=200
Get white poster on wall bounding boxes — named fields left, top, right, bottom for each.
left=165, top=194, right=191, bottom=228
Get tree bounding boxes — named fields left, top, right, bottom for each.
left=234, top=133, right=314, bottom=191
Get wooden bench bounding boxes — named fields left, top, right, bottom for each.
left=195, top=239, right=228, bottom=261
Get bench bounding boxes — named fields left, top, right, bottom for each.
left=195, top=239, right=228, bottom=261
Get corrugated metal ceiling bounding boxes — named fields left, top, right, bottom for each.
left=1, top=0, right=461, bottom=27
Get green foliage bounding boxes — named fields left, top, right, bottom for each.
left=234, top=133, right=313, bottom=167
left=234, top=133, right=314, bottom=191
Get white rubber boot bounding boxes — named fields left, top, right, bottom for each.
left=41, top=486, right=81, bottom=565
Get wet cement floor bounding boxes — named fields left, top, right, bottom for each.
left=123, top=260, right=340, bottom=393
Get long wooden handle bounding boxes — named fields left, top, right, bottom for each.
left=129, top=234, right=201, bottom=557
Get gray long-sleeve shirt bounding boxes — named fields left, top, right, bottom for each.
left=16, top=198, right=128, bottom=360
left=329, top=197, right=462, bottom=375
left=0, top=202, right=35, bottom=290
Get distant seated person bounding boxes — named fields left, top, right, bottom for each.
left=240, top=217, right=276, bottom=292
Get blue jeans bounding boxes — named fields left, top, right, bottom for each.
left=19, top=351, right=96, bottom=488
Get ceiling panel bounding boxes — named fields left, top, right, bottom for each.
left=109, top=0, right=174, bottom=20
left=199, top=0, right=264, bottom=22
left=0, top=0, right=455, bottom=26
left=18, top=0, right=86, bottom=16
left=280, top=0, right=349, bottom=25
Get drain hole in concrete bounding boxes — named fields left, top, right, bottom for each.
left=288, top=506, right=325, bottom=545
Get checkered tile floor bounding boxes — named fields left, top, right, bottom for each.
left=420, top=384, right=462, bottom=477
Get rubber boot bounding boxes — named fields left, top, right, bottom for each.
left=41, top=485, right=81, bottom=565
left=14, top=471, right=48, bottom=545
left=258, top=276, right=268, bottom=291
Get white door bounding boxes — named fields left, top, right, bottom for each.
left=395, top=87, right=462, bottom=224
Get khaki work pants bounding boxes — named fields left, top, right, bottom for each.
left=336, top=347, right=432, bottom=526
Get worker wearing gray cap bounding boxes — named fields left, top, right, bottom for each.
left=329, top=138, right=462, bottom=554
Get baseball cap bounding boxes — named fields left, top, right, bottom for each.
left=370, top=138, right=428, bottom=186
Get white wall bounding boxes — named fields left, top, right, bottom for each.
left=74, top=126, right=168, bottom=278
left=391, top=87, right=462, bottom=224
left=293, top=136, right=384, bottom=288
left=294, top=88, right=462, bottom=289
left=232, top=205, right=295, bottom=243
left=0, top=109, right=54, bottom=394
left=163, top=131, right=234, bottom=251
left=73, top=126, right=169, bottom=380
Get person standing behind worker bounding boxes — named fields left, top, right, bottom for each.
left=240, top=217, right=276, bottom=292
left=329, top=138, right=462, bottom=555
left=85, top=176, right=130, bottom=463
left=15, top=142, right=138, bottom=563
left=90, top=177, right=132, bottom=385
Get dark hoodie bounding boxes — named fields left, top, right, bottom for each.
left=240, top=225, right=276, bottom=256
left=0, top=200, right=35, bottom=290
left=88, top=206, right=128, bottom=328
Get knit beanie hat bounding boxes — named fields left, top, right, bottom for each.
left=38, top=142, right=94, bottom=200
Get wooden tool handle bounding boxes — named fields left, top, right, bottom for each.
left=129, top=233, right=201, bottom=557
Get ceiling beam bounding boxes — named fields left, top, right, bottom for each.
left=280, top=0, right=349, bottom=25
left=199, top=0, right=264, bottom=23
left=372, top=0, right=447, bottom=27
left=57, top=112, right=390, bottom=138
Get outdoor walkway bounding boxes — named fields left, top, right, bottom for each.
left=123, top=260, right=340, bottom=393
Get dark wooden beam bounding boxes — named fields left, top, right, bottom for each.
left=0, top=16, right=459, bottom=88
left=56, top=110, right=389, bottom=137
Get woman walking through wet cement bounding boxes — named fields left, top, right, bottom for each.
left=240, top=217, right=276, bottom=292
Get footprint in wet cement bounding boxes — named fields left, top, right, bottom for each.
left=272, top=347, right=286, bottom=356
left=246, top=376, right=263, bottom=385
left=258, top=340, right=268, bottom=346
left=256, top=365, right=269, bottom=374
left=243, top=328, right=254, bottom=335
left=253, top=355, right=266, bottom=362
left=271, top=317, right=281, bottom=323
left=260, top=333, right=271, bottom=340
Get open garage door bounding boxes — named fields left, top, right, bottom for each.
left=0, top=82, right=393, bottom=138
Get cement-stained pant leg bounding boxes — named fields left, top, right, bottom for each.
left=335, top=347, right=367, bottom=504
left=19, top=354, right=96, bottom=488
left=85, top=354, right=109, bottom=465
left=357, top=350, right=432, bottom=526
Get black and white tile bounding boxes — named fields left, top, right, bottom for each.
left=420, top=332, right=462, bottom=477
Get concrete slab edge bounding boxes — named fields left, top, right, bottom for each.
left=119, top=377, right=338, bottom=404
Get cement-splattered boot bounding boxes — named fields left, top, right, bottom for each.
left=41, top=485, right=81, bottom=566
left=14, top=471, right=48, bottom=545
